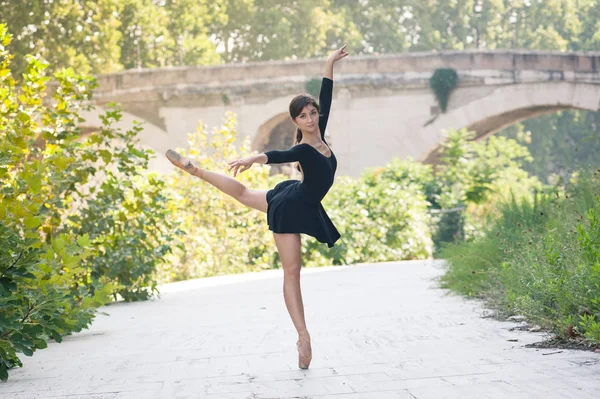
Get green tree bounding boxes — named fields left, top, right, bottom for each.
left=499, top=111, right=600, bottom=184
left=330, top=0, right=411, bottom=53
left=213, top=0, right=361, bottom=62
left=0, top=0, right=122, bottom=76
left=117, top=0, right=222, bottom=69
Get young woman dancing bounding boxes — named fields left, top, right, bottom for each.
left=165, top=45, right=349, bottom=369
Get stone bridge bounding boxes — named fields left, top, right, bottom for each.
left=82, top=50, right=600, bottom=176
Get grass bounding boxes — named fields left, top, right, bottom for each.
left=440, top=171, right=600, bottom=346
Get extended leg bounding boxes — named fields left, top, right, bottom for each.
left=166, top=149, right=268, bottom=213
left=273, top=232, right=312, bottom=369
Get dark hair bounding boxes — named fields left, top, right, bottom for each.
left=289, top=94, right=319, bottom=144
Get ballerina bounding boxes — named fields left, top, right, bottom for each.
left=166, top=45, right=349, bottom=369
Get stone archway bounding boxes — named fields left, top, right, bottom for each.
left=254, top=112, right=297, bottom=175
left=420, top=82, right=600, bottom=164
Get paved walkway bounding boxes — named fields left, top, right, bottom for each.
left=2, top=260, right=599, bottom=399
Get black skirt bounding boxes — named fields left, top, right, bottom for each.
left=266, top=180, right=340, bottom=248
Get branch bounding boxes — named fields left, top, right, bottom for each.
left=1, top=251, right=24, bottom=278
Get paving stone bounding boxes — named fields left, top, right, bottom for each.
left=2, top=261, right=598, bottom=398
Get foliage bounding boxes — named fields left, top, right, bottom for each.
left=3, top=0, right=600, bottom=76
left=0, top=25, right=173, bottom=380
left=429, top=68, right=458, bottom=112
left=61, top=115, right=176, bottom=302
left=214, top=0, right=362, bottom=63
left=499, top=110, right=600, bottom=185
left=440, top=171, right=600, bottom=345
left=0, top=24, right=107, bottom=381
left=308, top=169, right=433, bottom=266
left=0, top=0, right=123, bottom=76
left=160, top=123, right=543, bottom=275
left=434, top=129, right=542, bottom=243
left=117, top=0, right=222, bottom=69
left=305, top=77, right=322, bottom=99
left=3, top=0, right=597, bottom=194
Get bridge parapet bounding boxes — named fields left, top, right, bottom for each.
left=93, top=50, right=600, bottom=97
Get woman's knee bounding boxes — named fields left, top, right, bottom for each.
left=283, top=262, right=302, bottom=276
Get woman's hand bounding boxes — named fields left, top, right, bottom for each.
left=328, top=44, right=349, bottom=63
left=228, top=155, right=255, bottom=177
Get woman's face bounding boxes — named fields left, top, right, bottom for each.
left=294, top=104, right=319, bottom=134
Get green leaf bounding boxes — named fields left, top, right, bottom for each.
left=0, top=313, right=16, bottom=329
left=76, top=234, right=90, bottom=247
left=17, top=112, right=31, bottom=123
left=0, top=278, right=17, bottom=293
left=23, top=171, right=42, bottom=194
left=52, top=236, right=66, bottom=253
left=21, top=324, right=43, bottom=337
left=52, top=156, right=72, bottom=171
left=0, top=364, right=8, bottom=382
left=99, top=150, right=112, bottom=164
left=48, top=329, right=62, bottom=343
left=24, top=215, right=41, bottom=229
left=33, top=340, right=48, bottom=350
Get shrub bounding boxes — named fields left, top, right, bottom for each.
left=0, top=24, right=110, bottom=381
left=0, top=24, right=174, bottom=380
left=433, top=129, right=542, bottom=246
left=307, top=163, right=434, bottom=266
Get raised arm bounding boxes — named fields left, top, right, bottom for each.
left=320, top=45, right=348, bottom=141
left=318, top=77, right=333, bottom=139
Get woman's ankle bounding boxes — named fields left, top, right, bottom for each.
left=189, top=165, right=203, bottom=178
left=298, top=329, right=310, bottom=340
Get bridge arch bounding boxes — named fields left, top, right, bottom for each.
left=252, top=112, right=297, bottom=175
left=89, top=50, right=600, bottom=176
left=420, top=81, right=600, bottom=164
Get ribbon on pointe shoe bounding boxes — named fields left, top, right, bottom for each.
left=297, top=336, right=312, bottom=369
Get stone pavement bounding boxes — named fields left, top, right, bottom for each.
left=1, top=260, right=599, bottom=399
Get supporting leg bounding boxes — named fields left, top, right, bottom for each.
left=273, top=232, right=312, bottom=369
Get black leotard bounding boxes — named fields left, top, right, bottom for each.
left=264, top=77, right=340, bottom=247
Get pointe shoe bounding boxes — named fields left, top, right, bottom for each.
left=297, top=336, right=312, bottom=369
left=165, top=149, right=195, bottom=172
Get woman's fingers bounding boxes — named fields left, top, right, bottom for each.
left=228, top=160, right=252, bottom=176
left=332, top=44, right=349, bottom=61
left=236, top=164, right=252, bottom=177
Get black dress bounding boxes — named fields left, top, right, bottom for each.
left=264, top=77, right=341, bottom=248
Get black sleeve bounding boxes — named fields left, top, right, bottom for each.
left=318, top=77, right=333, bottom=142
left=264, top=145, right=307, bottom=164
